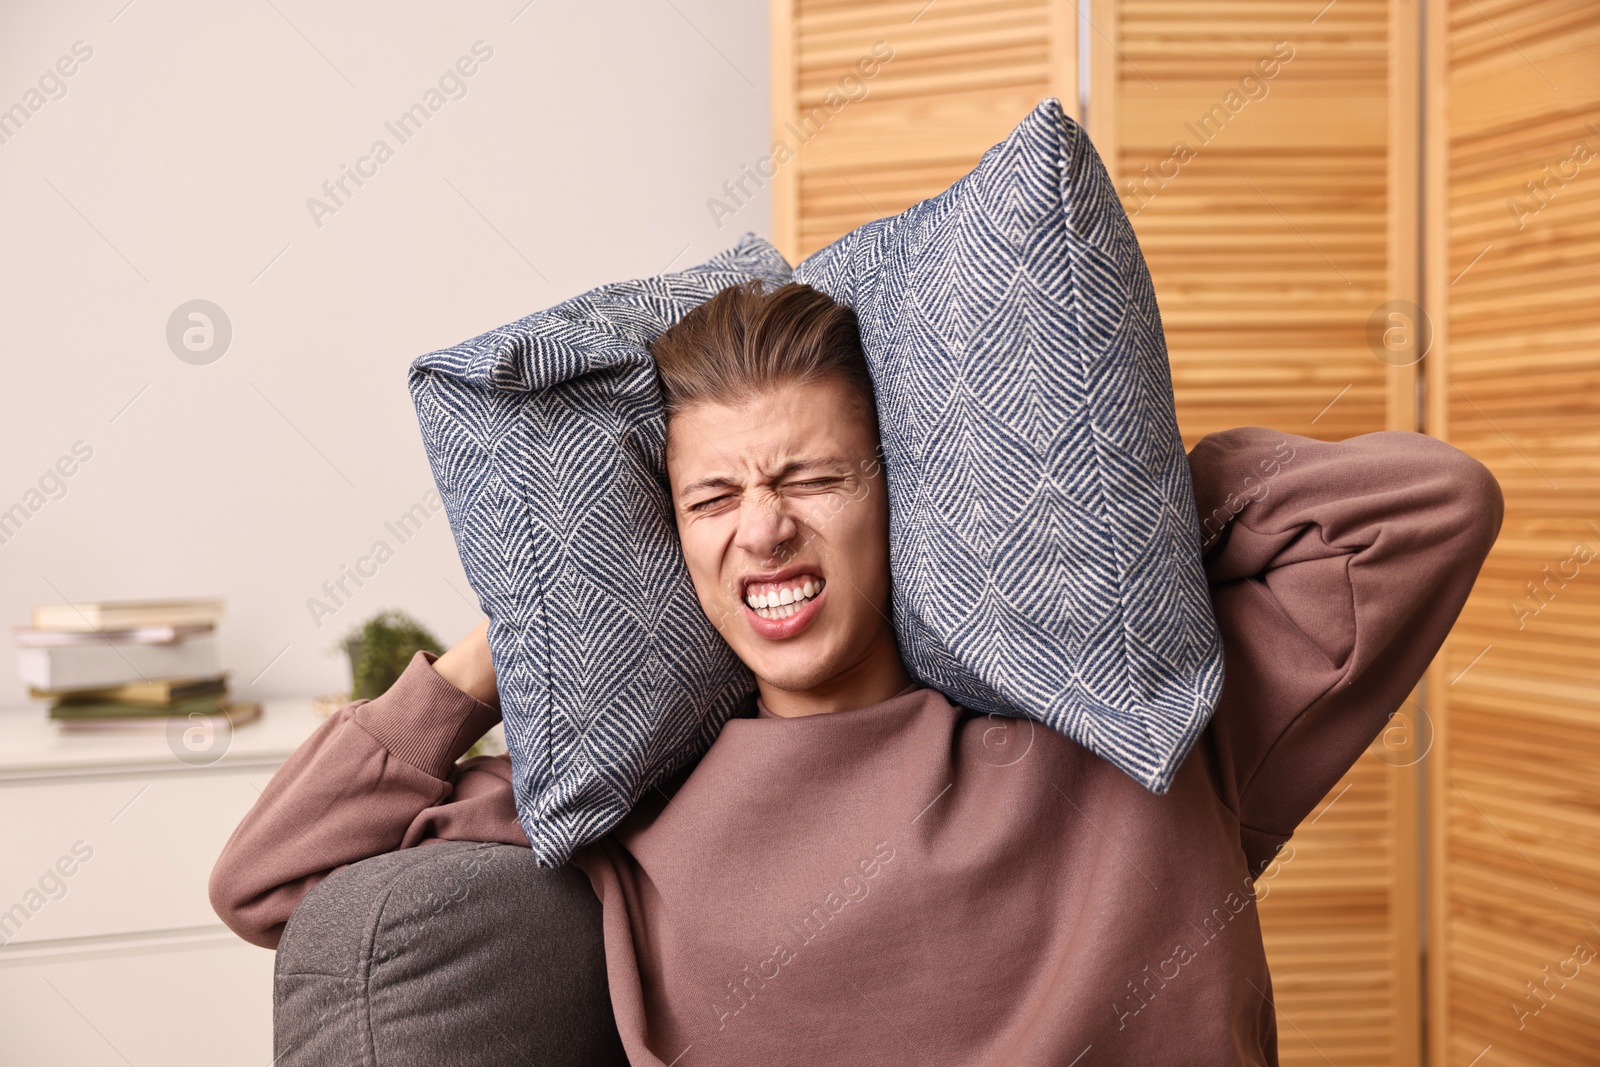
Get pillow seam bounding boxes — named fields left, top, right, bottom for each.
left=1057, top=107, right=1167, bottom=767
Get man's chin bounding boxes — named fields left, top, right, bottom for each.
left=745, top=652, right=840, bottom=696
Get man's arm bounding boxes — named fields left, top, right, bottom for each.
left=208, top=623, right=526, bottom=949
left=1189, top=427, right=1503, bottom=875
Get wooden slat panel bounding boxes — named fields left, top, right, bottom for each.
left=777, top=0, right=1076, bottom=260
left=1112, top=1, right=1398, bottom=444
left=1108, top=1, right=1420, bottom=1063
left=1255, top=751, right=1418, bottom=1066
left=1119, top=82, right=1388, bottom=150
left=1427, top=4, right=1600, bottom=1065
left=788, top=86, right=1054, bottom=171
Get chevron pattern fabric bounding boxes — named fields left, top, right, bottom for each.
left=792, top=96, right=1225, bottom=794
left=408, top=236, right=789, bottom=867
left=408, top=98, right=1224, bottom=867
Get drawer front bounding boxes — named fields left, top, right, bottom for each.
left=0, top=768, right=275, bottom=946
left=0, top=936, right=272, bottom=1065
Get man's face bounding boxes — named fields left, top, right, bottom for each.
left=665, top=376, right=893, bottom=694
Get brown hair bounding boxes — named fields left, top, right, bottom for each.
left=650, top=279, right=877, bottom=425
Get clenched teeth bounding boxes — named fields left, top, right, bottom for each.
left=745, top=577, right=824, bottom=619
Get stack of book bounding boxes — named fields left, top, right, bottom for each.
left=15, top=598, right=259, bottom=731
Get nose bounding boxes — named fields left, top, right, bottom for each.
left=732, top=490, right=799, bottom=565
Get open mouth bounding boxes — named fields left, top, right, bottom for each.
left=740, top=568, right=828, bottom=638
left=743, top=575, right=826, bottom=619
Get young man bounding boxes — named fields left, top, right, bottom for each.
left=212, top=281, right=1503, bottom=1065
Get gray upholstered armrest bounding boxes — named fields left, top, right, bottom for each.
left=273, top=840, right=626, bottom=1066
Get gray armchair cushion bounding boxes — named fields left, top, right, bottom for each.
left=273, top=840, right=626, bottom=1066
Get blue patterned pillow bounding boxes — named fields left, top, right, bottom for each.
left=792, top=96, right=1224, bottom=794
left=411, top=98, right=1224, bottom=867
left=408, top=235, right=787, bottom=867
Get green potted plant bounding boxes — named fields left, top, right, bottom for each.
left=317, top=609, right=506, bottom=761
left=341, top=610, right=444, bottom=700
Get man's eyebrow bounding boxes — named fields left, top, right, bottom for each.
left=677, top=474, right=741, bottom=499
left=676, top=458, right=852, bottom=500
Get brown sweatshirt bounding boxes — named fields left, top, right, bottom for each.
left=210, top=427, right=1504, bottom=1066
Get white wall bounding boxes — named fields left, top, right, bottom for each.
left=0, top=0, right=772, bottom=704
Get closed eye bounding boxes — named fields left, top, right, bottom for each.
left=686, top=478, right=841, bottom=513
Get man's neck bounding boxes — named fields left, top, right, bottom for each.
left=757, top=641, right=914, bottom=718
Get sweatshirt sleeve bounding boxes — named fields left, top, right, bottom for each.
left=1188, top=427, right=1503, bottom=875
left=207, top=649, right=518, bottom=949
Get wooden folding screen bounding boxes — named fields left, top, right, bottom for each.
left=1425, top=2, right=1600, bottom=1064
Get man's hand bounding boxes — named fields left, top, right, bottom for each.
left=432, top=618, right=500, bottom=709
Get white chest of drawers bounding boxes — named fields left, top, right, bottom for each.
left=0, top=702, right=324, bottom=1066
